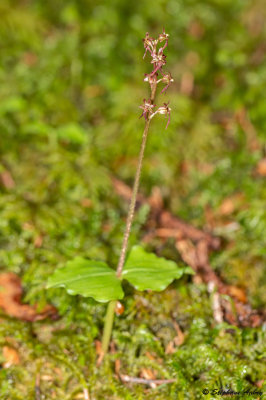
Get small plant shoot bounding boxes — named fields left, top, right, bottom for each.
left=47, top=30, right=193, bottom=356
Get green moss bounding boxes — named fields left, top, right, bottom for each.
left=0, top=0, right=265, bottom=398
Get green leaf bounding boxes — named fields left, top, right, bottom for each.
left=122, top=246, right=192, bottom=292
left=47, top=257, right=124, bottom=303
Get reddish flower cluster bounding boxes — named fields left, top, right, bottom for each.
left=139, top=29, right=173, bottom=128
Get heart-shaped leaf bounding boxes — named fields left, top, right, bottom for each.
left=47, top=257, right=124, bottom=303
left=122, top=246, right=193, bottom=291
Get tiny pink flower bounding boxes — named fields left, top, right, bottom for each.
left=158, top=28, right=169, bottom=43
left=139, top=99, right=155, bottom=121
left=151, top=47, right=166, bottom=65
left=157, top=72, right=174, bottom=93
left=144, top=73, right=158, bottom=85
left=143, top=32, right=157, bottom=58
left=158, top=29, right=169, bottom=51
left=150, top=48, right=167, bottom=77
left=153, top=102, right=171, bottom=128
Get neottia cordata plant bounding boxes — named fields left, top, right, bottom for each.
left=47, top=30, right=193, bottom=356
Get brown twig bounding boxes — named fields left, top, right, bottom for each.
left=208, top=281, right=223, bottom=324
left=120, top=374, right=176, bottom=387
left=159, top=211, right=220, bottom=250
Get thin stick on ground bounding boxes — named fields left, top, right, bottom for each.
left=120, top=374, right=176, bottom=387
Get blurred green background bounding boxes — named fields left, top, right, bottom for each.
left=0, top=0, right=265, bottom=399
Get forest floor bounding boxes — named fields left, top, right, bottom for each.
left=0, top=0, right=265, bottom=399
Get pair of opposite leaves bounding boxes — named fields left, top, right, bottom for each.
left=47, top=246, right=193, bottom=303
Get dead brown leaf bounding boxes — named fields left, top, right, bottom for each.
left=140, top=368, right=157, bottom=380
left=235, top=108, right=260, bottom=151
left=80, top=198, right=92, bottom=208
left=0, top=171, right=15, bottom=189
left=145, top=351, right=155, bottom=361
left=0, top=272, right=57, bottom=322
left=2, top=346, right=20, bottom=367
left=115, top=359, right=121, bottom=376
left=166, top=321, right=185, bottom=354
left=255, top=380, right=264, bottom=388
left=148, top=187, right=163, bottom=211
left=172, top=321, right=185, bottom=346
left=227, top=285, right=247, bottom=304
left=233, top=302, right=264, bottom=328
left=34, top=235, right=43, bottom=248
left=95, top=340, right=104, bottom=366
left=139, top=369, right=159, bottom=388
left=155, top=228, right=183, bottom=240
left=160, top=210, right=220, bottom=249
left=94, top=340, right=102, bottom=355
left=219, top=198, right=236, bottom=216
left=145, top=351, right=163, bottom=364
left=176, top=239, right=198, bottom=269
left=165, top=341, right=176, bottom=354
left=255, top=158, right=266, bottom=176
left=219, top=193, right=245, bottom=216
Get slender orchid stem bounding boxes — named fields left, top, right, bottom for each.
left=116, top=118, right=151, bottom=278
left=100, top=29, right=172, bottom=357
left=101, top=84, right=157, bottom=355
left=116, top=83, right=157, bottom=278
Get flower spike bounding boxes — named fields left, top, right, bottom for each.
left=140, top=29, right=172, bottom=129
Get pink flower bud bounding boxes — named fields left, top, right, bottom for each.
left=158, top=28, right=169, bottom=43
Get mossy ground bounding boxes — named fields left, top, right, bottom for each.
left=0, top=0, right=265, bottom=399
